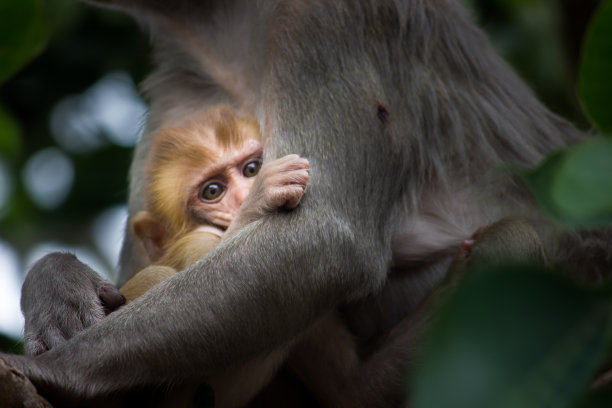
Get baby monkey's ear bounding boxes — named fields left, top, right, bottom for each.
left=132, top=211, right=167, bottom=263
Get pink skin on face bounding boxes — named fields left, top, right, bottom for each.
left=189, top=139, right=263, bottom=230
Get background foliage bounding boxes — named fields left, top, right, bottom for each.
left=0, top=0, right=149, bottom=349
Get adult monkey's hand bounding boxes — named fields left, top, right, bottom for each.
left=21, top=253, right=125, bottom=355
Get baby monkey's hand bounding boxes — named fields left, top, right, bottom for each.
left=257, top=154, right=310, bottom=210
left=225, top=155, right=310, bottom=236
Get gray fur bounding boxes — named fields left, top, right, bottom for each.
left=4, top=1, right=602, bottom=406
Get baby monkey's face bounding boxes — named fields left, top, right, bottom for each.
left=189, top=138, right=263, bottom=230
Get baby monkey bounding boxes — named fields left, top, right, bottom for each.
left=120, top=105, right=310, bottom=302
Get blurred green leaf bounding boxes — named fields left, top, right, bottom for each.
left=0, top=0, right=48, bottom=84
left=574, top=384, right=612, bottom=408
left=0, top=105, right=21, bottom=160
left=579, top=0, right=612, bottom=133
left=0, top=333, right=22, bottom=354
left=522, top=137, right=612, bottom=227
left=411, top=266, right=612, bottom=408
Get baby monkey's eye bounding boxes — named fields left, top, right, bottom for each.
left=200, top=182, right=224, bottom=201
left=243, top=160, right=262, bottom=178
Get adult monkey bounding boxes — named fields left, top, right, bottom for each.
left=3, top=0, right=609, bottom=406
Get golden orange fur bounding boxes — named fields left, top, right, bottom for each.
left=146, top=105, right=260, bottom=240
left=122, top=105, right=259, bottom=302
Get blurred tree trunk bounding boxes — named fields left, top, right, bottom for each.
left=0, top=357, right=51, bottom=408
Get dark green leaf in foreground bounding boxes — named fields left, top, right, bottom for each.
left=574, top=385, right=612, bottom=408
left=522, top=137, right=612, bottom=227
left=411, top=266, right=612, bottom=408
left=579, top=0, right=612, bottom=133
left=0, top=0, right=47, bottom=84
